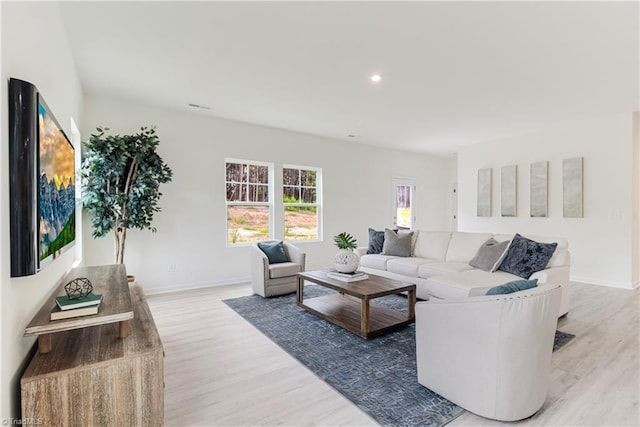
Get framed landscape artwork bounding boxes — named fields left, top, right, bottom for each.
left=477, top=168, right=492, bottom=217
left=501, top=165, right=517, bottom=217
left=563, top=157, right=583, bottom=218
left=530, top=161, right=548, bottom=218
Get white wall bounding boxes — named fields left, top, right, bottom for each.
left=0, top=2, right=84, bottom=419
left=458, top=113, right=636, bottom=288
left=81, top=95, right=456, bottom=293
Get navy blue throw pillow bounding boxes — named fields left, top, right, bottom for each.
left=366, top=228, right=385, bottom=254
left=485, top=278, right=538, bottom=295
left=257, top=241, right=290, bottom=264
left=498, top=234, right=557, bottom=279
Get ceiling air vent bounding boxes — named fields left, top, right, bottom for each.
left=188, top=103, right=211, bottom=110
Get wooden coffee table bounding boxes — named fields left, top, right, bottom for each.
left=296, top=270, right=416, bottom=339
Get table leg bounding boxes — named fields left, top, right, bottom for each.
left=297, top=277, right=304, bottom=304
left=408, top=288, right=416, bottom=320
left=119, top=320, right=131, bottom=338
left=38, top=334, right=51, bottom=354
left=361, top=298, right=370, bottom=337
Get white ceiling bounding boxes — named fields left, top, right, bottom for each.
left=59, top=1, right=639, bottom=155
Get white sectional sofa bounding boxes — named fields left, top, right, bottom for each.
left=357, top=231, right=570, bottom=317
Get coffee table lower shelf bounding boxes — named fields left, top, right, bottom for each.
left=298, top=293, right=413, bottom=339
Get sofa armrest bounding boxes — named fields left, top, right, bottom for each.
left=250, top=246, right=269, bottom=279
left=284, top=242, right=306, bottom=271
left=355, top=247, right=368, bottom=257
left=530, top=266, right=570, bottom=317
left=250, top=245, right=270, bottom=296
left=530, top=266, right=568, bottom=285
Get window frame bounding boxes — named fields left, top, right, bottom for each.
left=282, top=164, right=322, bottom=242
left=391, top=176, right=416, bottom=230
left=225, top=158, right=274, bottom=246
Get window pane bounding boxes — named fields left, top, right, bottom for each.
left=396, top=184, right=411, bottom=228
left=227, top=205, right=270, bottom=243
left=247, top=184, right=269, bottom=202
left=249, top=164, right=269, bottom=184
left=283, top=186, right=298, bottom=201
left=301, top=170, right=316, bottom=186
left=300, top=187, right=316, bottom=203
left=284, top=206, right=318, bottom=240
left=283, top=168, right=299, bottom=186
left=226, top=183, right=246, bottom=202
left=226, top=162, right=245, bottom=183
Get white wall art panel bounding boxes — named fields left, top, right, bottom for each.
left=563, top=157, right=584, bottom=218
left=530, top=161, right=548, bottom=218
left=477, top=168, right=492, bottom=217
left=501, top=165, right=517, bottom=217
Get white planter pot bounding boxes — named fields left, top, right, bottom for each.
left=334, top=249, right=360, bottom=273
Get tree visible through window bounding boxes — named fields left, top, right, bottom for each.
left=226, top=159, right=273, bottom=244
left=283, top=166, right=321, bottom=240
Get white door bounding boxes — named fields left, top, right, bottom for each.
left=392, top=177, right=415, bottom=229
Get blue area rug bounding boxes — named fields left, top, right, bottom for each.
left=224, top=285, right=575, bottom=427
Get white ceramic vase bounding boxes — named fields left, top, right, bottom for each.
left=334, top=249, right=360, bottom=273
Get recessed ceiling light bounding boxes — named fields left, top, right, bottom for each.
left=370, top=73, right=382, bottom=83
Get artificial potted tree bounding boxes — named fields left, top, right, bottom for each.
left=80, top=126, right=173, bottom=279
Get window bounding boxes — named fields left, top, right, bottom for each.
left=392, top=177, right=415, bottom=229
left=225, top=159, right=273, bottom=244
left=283, top=165, right=321, bottom=240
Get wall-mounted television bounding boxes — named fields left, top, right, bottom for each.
left=9, top=78, right=76, bottom=277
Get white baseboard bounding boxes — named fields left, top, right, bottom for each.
left=144, top=277, right=251, bottom=295
left=570, top=276, right=635, bottom=289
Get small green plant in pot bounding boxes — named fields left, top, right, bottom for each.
left=333, top=232, right=359, bottom=273
left=334, top=232, right=357, bottom=250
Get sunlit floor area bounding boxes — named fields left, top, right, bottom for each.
left=147, top=282, right=639, bottom=426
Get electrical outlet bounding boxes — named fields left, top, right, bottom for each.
left=168, top=263, right=176, bottom=272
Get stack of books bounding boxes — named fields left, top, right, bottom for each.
left=327, top=270, right=369, bottom=282
left=50, top=293, right=103, bottom=320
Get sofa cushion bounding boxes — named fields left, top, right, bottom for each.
left=268, top=262, right=301, bottom=279
left=468, top=238, right=511, bottom=272
left=424, top=269, right=522, bottom=299
left=418, top=262, right=474, bottom=278
left=387, top=257, right=436, bottom=277
left=258, top=241, right=290, bottom=264
left=398, top=229, right=419, bottom=256
left=485, top=278, right=538, bottom=295
left=366, top=228, right=385, bottom=254
left=382, top=228, right=413, bottom=257
left=498, top=234, right=557, bottom=279
left=413, top=231, right=451, bottom=261
left=359, top=254, right=399, bottom=270
left=494, top=233, right=569, bottom=268
left=446, top=232, right=493, bottom=263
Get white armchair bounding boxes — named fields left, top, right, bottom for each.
left=415, top=284, right=561, bottom=421
left=250, top=241, right=306, bottom=297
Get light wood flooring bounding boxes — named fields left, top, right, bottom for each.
left=147, top=282, right=639, bottom=426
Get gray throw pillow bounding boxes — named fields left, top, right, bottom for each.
left=498, top=233, right=557, bottom=279
left=382, top=228, right=413, bottom=257
left=469, top=238, right=511, bottom=272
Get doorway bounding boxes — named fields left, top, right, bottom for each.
left=392, top=177, right=415, bottom=229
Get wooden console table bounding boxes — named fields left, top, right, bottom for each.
left=21, top=265, right=164, bottom=425
left=24, top=264, right=134, bottom=353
